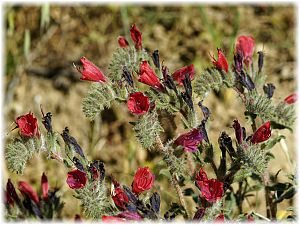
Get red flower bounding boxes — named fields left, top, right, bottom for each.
left=130, top=24, right=142, bottom=50
left=235, top=35, right=255, bottom=67
left=195, top=168, right=208, bottom=182
left=195, top=168, right=224, bottom=203
left=127, top=92, right=150, bottom=115
left=18, top=181, right=39, bottom=204
left=284, top=93, right=297, bottom=104
left=41, top=172, right=49, bottom=200
left=76, top=57, right=106, bottom=82
left=112, top=187, right=129, bottom=210
left=215, top=213, right=225, bottom=222
left=132, top=167, right=155, bottom=195
left=15, top=112, right=39, bottom=138
left=118, top=36, right=129, bottom=48
left=66, top=169, right=87, bottom=189
left=138, top=61, right=163, bottom=89
left=102, top=215, right=126, bottom=222
left=210, top=49, right=228, bottom=73
left=174, top=128, right=204, bottom=152
left=172, top=64, right=195, bottom=85
left=251, top=121, right=271, bottom=144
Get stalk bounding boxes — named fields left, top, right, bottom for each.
left=155, top=136, right=190, bottom=219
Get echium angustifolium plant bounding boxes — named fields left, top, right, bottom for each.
left=4, top=24, right=297, bottom=222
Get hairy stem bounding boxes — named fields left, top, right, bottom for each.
left=155, top=136, right=190, bottom=219
left=249, top=114, right=275, bottom=219
left=186, top=152, right=195, bottom=175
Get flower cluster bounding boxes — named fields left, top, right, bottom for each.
left=4, top=22, right=296, bottom=222
left=102, top=167, right=156, bottom=221
left=5, top=173, right=64, bottom=219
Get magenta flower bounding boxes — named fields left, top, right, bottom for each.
left=232, top=120, right=243, bottom=144
left=174, top=128, right=204, bottom=152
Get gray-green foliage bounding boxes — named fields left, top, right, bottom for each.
left=74, top=180, right=117, bottom=219
left=245, top=91, right=296, bottom=129
left=108, top=46, right=150, bottom=81
left=233, top=144, right=267, bottom=182
left=146, top=88, right=179, bottom=114
left=202, top=200, right=223, bottom=220
left=82, top=83, right=116, bottom=121
left=252, top=71, right=267, bottom=90
left=193, top=68, right=235, bottom=100
left=43, top=132, right=61, bottom=158
left=163, top=147, right=187, bottom=178
left=5, top=137, right=40, bottom=174
left=133, top=111, right=164, bottom=149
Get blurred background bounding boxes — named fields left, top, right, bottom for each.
left=3, top=4, right=296, bottom=220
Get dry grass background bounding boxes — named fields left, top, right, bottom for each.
left=3, top=4, right=296, bottom=220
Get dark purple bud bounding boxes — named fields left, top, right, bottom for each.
left=122, top=66, right=134, bottom=87
left=31, top=200, right=43, bottom=219
left=73, top=157, right=84, bottom=171
left=123, top=185, right=138, bottom=204
left=152, top=50, right=160, bottom=69
left=182, top=73, right=193, bottom=98
left=88, top=160, right=105, bottom=182
left=218, top=132, right=236, bottom=159
left=42, top=112, right=53, bottom=133
left=75, top=214, right=82, bottom=222
left=162, top=66, right=178, bottom=95
left=232, top=120, right=243, bottom=144
left=239, top=70, right=255, bottom=91
left=61, top=127, right=85, bottom=158
left=257, top=51, right=264, bottom=73
left=263, top=83, right=275, bottom=99
left=6, top=179, right=21, bottom=207
left=181, top=92, right=194, bottom=111
left=150, top=192, right=160, bottom=213
left=199, top=120, right=209, bottom=143
left=234, top=52, right=243, bottom=72
left=193, top=208, right=206, bottom=220
left=198, top=101, right=211, bottom=121
left=242, top=127, right=246, bottom=141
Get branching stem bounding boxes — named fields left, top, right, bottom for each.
left=155, top=136, right=190, bottom=219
